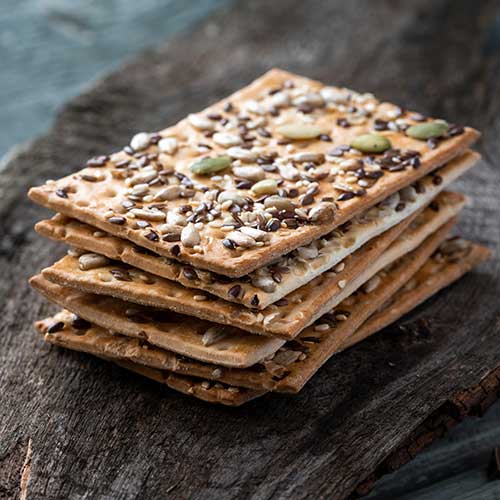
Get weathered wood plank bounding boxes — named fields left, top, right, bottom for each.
left=1, top=1, right=500, bottom=499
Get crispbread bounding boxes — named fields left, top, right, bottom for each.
left=35, top=239, right=489, bottom=396
left=28, top=68, right=479, bottom=277
left=39, top=193, right=464, bottom=338
left=34, top=154, right=475, bottom=309
left=30, top=275, right=284, bottom=368
left=30, top=220, right=456, bottom=381
left=342, top=240, right=492, bottom=351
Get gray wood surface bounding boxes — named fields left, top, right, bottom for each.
left=1, top=1, right=500, bottom=499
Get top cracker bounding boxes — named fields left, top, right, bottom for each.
left=29, top=68, right=479, bottom=277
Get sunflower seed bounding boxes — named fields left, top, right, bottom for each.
left=226, top=231, right=257, bottom=248
left=297, top=245, right=319, bottom=259
left=363, top=275, right=382, bottom=293
left=244, top=100, right=267, bottom=115
left=227, top=147, right=258, bottom=162
left=251, top=179, right=278, bottom=195
left=188, top=114, right=215, bottom=130
left=291, top=152, right=324, bottom=163
left=276, top=123, right=324, bottom=140
left=158, top=137, right=178, bottom=154
left=308, top=202, right=336, bottom=222
left=269, top=91, right=290, bottom=108
left=154, top=185, right=183, bottom=201
left=202, top=327, right=228, bottom=346
left=251, top=272, right=277, bottom=292
left=213, top=132, right=242, bottom=147
left=129, top=208, right=166, bottom=221
left=239, top=226, right=270, bottom=241
left=232, top=165, right=265, bottom=181
left=78, top=253, right=110, bottom=271
left=278, top=163, right=301, bottom=181
left=181, top=223, right=201, bottom=247
left=217, top=190, right=247, bottom=206
left=130, top=132, right=151, bottom=151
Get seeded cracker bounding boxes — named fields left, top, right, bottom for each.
left=34, top=239, right=490, bottom=399
left=38, top=192, right=465, bottom=338
left=35, top=152, right=477, bottom=308
left=32, top=199, right=461, bottom=373
left=28, top=69, right=480, bottom=277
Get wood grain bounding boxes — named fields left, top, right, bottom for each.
left=1, top=1, right=499, bottom=499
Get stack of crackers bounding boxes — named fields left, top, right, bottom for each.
left=28, top=69, right=490, bottom=406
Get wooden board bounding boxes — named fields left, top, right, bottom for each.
left=1, top=1, right=499, bottom=499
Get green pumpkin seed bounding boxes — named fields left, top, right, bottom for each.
left=276, top=123, right=324, bottom=140
left=251, top=179, right=278, bottom=195
left=190, top=156, right=231, bottom=175
left=406, top=120, right=448, bottom=140
left=350, top=134, right=392, bottom=153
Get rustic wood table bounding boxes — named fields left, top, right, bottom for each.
left=1, top=1, right=499, bottom=499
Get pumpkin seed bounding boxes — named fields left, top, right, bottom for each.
left=276, top=123, right=324, bottom=140
left=406, top=120, right=448, bottom=140
left=190, top=156, right=231, bottom=175
left=264, top=195, right=296, bottom=211
left=350, top=134, right=392, bottom=153
left=251, top=179, right=278, bottom=195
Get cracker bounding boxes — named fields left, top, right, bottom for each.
left=35, top=238, right=488, bottom=396
left=342, top=240, right=492, bottom=351
left=28, top=68, right=479, bottom=278
left=39, top=192, right=464, bottom=338
left=35, top=154, right=475, bottom=309
left=30, top=275, right=284, bottom=368
left=31, top=221, right=456, bottom=383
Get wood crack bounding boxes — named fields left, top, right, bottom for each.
left=19, top=438, right=32, bottom=500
